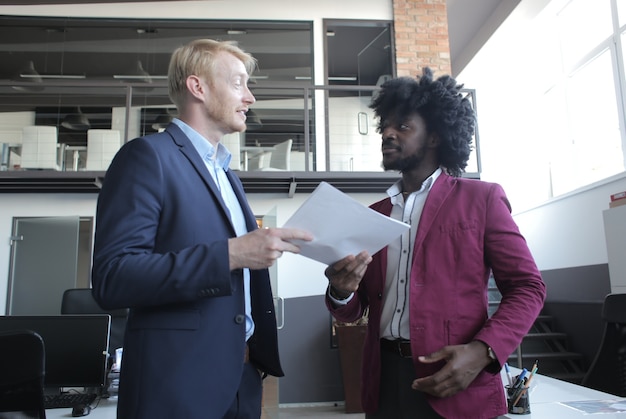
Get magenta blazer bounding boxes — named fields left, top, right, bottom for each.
left=328, top=173, right=546, bottom=419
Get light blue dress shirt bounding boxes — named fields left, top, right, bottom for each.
left=171, top=119, right=254, bottom=341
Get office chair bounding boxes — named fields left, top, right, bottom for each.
left=20, top=125, right=59, bottom=170
left=85, top=129, right=121, bottom=171
left=247, top=150, right=272, bottom=171
left=261, top=139, right=292, bottom=171
left=581, top=293, right=626, bottom=396
left=0, top=330, right=46, bottom=419
left=61, top=288, right=128, bottom=360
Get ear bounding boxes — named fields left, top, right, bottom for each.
left=185, top=75, right=206, bottom=101
left=427, top=132, right=440, bottom=148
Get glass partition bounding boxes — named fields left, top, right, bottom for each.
left=0, top=15, right=480, bottom=178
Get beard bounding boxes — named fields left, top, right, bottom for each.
left=383, top=151, right=423, bottom=173
left=206, top=101, right=246, bottom=134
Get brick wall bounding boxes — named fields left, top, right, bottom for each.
left=392, top=0, right=451, bottom=77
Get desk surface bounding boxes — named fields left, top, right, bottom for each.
left=499, top=367, right=626, bottom=418
left=44, top=371, right=626, bottom=418
left=46, top=398, right=117, bottom=419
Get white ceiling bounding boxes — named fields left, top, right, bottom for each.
left=1, top=0, right=517, bottom=77
left=446, top=0, right=520, bottom=75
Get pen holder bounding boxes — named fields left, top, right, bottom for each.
left=506, top=384, right=530, bottom=414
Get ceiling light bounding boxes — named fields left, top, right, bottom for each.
left=12, top=60, right=43, bottom=92
left=113, top=60, right=152, bottom=83
left=227, top=30, right=247, bottom=35
left=23, top=74, right=86, bottom=79
left=328, top=76, right=357, bottom=81
left=62, top=107, right=91, bottom=131
left=152, top=114, right=173, bottom=130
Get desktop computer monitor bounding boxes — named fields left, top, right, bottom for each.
left=0, top=314, right=110, bottom=392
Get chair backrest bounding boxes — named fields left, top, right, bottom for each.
left=20, top=125, right=58, bottom=170
left=85, top=129, right=121, bottom=171
left=0, top=330, right=46, bottom=418
left=61, top=288, right=128, bottom=356
left=267, top=139, right=292, bottom=170
left=581, top=293, right=626, bottom=396
left=247, top=150, right=272, bottom=171
left=221, top=132, right=241, bottom=170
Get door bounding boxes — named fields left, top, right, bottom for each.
left=6, top=216, right=81, bottom=315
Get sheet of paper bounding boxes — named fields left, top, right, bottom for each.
left=560, top=399, right=626, bottom=414
left=283, top=181, right=410, bottom=265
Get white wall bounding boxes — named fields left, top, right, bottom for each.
left=513, top=174, right=626, bottom=272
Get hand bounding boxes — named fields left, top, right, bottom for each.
left=228, top=227, right=313, bottom=270
left=411, top=341, right=493, bottom=398
left=325, top=250, right=372, bottom=297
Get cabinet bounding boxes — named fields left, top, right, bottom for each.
left=603, top=204, right=626, bottom=293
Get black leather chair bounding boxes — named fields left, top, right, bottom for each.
left=0, top=330, right=46, bottom=419
left=581, top=293, right=626, bottom=396
left=61, top=288, right=128, bottom=362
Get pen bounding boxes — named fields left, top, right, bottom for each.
left=513, top=368, right=528, bottom=389
left=525, top=366, right=538, bottom=387
left=504, top=363, right=513, bottom=386
left=530, top=359, right=539, bottom=374
left=513, top=366, right=538, bottom=407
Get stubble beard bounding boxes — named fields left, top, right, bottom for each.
left=382, top=153, right=422, bottom=174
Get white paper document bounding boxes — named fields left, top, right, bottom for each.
left=283, top=181, right=410, bottom=265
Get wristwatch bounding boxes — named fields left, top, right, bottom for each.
left=487, top=346, right=497, bottom=362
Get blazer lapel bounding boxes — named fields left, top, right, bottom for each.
left=413, top=174, right=456, bottom=254
left=164, top=124, right=236, bottom=228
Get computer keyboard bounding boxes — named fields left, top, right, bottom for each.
left=44, top=392, right=97, bottom=409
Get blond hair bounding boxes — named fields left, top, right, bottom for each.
left=168, top=39, right=257, bottom=107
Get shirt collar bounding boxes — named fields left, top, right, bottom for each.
left=387, top=167, right=442, bottom=203
left=171, top=118, right=232, bottom=171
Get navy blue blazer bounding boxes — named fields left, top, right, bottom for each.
left=91, top=123, right=282, bottom=419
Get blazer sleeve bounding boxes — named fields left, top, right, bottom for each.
left=473, top=183, right=546, bottom=367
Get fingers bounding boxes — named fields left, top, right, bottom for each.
left=325, top=251, right=371, bottom=294
left=262, top=227, right=313, bottom=254
left=266, top=227, right=314, bottom=243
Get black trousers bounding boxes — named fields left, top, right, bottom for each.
left=366, top=349, right=442, bottom=419
left=223, top=363, right=263, bottom=419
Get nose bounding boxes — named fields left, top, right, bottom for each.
left=244, top=85, right=255, bottom=105
left=382, top=126, right=396, bottom=140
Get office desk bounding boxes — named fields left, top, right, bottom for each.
left=44, top=372, right=626, bottom=418
left=499, top=367, right=626, bottom=418
left=46, top=398, right=117, bottom=419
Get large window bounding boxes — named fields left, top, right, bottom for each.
left=461, top=0, right=626, bottom=209
left=535, top=0, right=624, bottom=197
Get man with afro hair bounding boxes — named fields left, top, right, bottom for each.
left=325, top=68, right=545, bottom=419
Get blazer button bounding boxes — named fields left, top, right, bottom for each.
left=234, top=314, right=245, bottom=324
left=378, top=293, right=383, bottom=299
